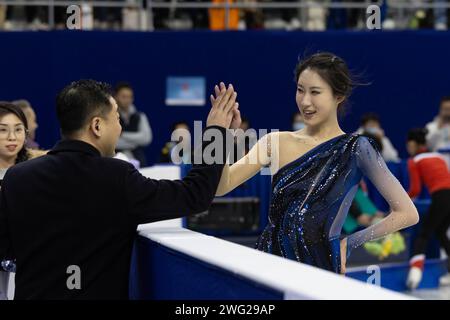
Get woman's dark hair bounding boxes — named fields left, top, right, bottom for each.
left=295, top=52, right=364, bottom=117
left=407, top=128, right=428, bottom=145
left=0, top=101, right=30, bottom=164
left=360, top=112, right=380, bottom=126
left=56, top=79, right=113, bottom=137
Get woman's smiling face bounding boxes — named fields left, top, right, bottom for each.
left=296, top=68, right=343, bottom=128
left=0, top=113, right=27, bottom=161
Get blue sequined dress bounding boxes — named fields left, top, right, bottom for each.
left=256, top=133, right=411, bottom=273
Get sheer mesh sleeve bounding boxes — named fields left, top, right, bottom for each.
left=346, top=136, right=419, bottom=257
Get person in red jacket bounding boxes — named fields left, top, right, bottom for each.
left=406, top=128, right=450, bottom=290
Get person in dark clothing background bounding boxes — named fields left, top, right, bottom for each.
left=114, top=82, right=152, bottom=167
left=0, top=79, right=241, bottom=299
left=159, top=121, right=192, bottom=164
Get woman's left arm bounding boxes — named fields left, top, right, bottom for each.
left=344, top=136, right=419, bottom=259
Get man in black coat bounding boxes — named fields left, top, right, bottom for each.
left=0, top=79, right=241, bottom=299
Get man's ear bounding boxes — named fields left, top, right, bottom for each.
left=90, top=117, right=102, bottom=138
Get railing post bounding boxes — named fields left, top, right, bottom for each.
left=49, top=0, right=55, bottom=29
left=146, top=0, right=154, bottom=31
left=225, top=0, right=230, bottom=30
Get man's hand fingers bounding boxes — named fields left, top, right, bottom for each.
left=214, top=85, right=220, bottom=98
left=232, top=105, right=241, bottom=120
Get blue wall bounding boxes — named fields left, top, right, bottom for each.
left=1, top=30, right=450, bottom=164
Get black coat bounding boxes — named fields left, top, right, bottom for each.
left=0, top=126, right=229, bottom=299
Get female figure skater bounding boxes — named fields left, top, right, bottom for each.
left=213, top=52, right=419, bottom=274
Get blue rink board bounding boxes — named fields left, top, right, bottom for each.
left=129, top=235, right=284, bottom=300
left=347, top=259, right=447, bottom=292
left=129, top=235, right=447, bottom=299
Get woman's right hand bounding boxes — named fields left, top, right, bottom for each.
left=357, top=214, right=372, bottom=226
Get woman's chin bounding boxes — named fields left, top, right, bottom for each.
left=0, top=150, right=19, bottom=161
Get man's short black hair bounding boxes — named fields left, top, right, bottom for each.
left=360, top=112, right=380, bottom=126
left=56, top=79, right=112, bottom=137
left=114, top=82, right=133, bottom=94
left=407, top=128, right=428, bottom=145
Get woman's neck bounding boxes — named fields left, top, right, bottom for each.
left=304, top=118, right=345, bottom=141
left=0, top=156, right=16, bottom=169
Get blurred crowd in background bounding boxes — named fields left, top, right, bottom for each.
left=0, top=0, right=450, bottom=31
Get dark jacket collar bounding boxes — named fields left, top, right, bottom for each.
left=48, top=139, right=102, bottom=157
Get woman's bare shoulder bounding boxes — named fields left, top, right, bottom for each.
left=262, top=130, right=300, bottom=140
left=278, top=130, right=310, bottom=143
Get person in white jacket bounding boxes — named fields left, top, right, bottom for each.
left=114, top=82, right=152, bottom=166
left=425, top=96, right=450, bottom=152
left=356, top=112, right=400, bottom=163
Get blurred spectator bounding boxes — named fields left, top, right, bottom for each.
left=343, top=184, right=385, bottom=234
left=209, top=0, right=240, bottom=30
left=329, top=0, right=383, bottom=30
left=0, top=5, right=6, bottom=29
left=408, top=0, right=435, bottom=29
left=152, top=0, right=170, bottom=29
left=242, top=0, right=264, bottom=29
left=262, top=0, right=300, bottom=30
left=305, top=1, right=327, bottom=31
left=434, top=0, right=448, bottom=30
left=405, top=128, right=450, bottom=289
left=232, top=116, right=256, bottom=163
left=0, top=0, right=449, bottom=31
left=291, top=111, right=305, bottom=131
left=24, top=1, right=48, bottom=29
left=12, top=100, right=39, bottom=149
left=159, top=121, right=192, bottom=164
left=94, top=0, right=123, bottom=30
left=327, top=0, right=347, bottom=29
left=346, top=0, right=365, bottom=29
left=426, top=96, right=450, bottom=152
left=188, top=0, right=210, bottom=29
left=114, top=82, right=152, bottom=167
left=3, top=0, right=66, bottom=30
left=356, top=112, right=400, bottom=162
